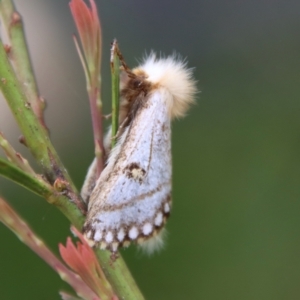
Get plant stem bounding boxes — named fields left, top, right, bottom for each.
left=88, top=85, right=104, bottom=178
left=0, top=157, right=85, bottom=228
left=96, top=249, right=145, bottom=300
left=0, top=41, right=76, bottom=187
left=110, top=40, right=120, bottom=148
left=0, top=157, right=52, bottom=196
left=0, top=131, right=36, bottom=176
left=0, top=0, right=45, bottom=126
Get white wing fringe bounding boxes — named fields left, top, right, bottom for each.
left=138, top=228, right=167, bottom=255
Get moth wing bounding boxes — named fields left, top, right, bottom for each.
left=83, top=89, right=172, bottom=250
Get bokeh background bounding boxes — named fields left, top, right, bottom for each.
left=1, top=0, right=300, bottom=299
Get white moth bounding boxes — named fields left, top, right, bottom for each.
left=82, top=53, right=197, bottom=254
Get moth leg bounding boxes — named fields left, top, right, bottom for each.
left=111, top=116, right=129, bottom=141
left=109, top=252, right=119, bottom=264
left=111, top=39, right=136, bottom=78
left=102, top=113, right=112, bottom=120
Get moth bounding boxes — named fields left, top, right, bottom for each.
left=82, top=53, right=197, bottom=253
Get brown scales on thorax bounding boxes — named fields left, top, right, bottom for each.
left=119, top=69, right=152, bottom=129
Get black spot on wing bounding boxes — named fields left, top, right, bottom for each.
left=124, top=162, right=146, bottom=184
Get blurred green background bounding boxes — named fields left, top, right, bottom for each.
left=1, top=0, right=300, bottom=299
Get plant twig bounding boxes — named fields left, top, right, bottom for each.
left=96, top=249, right=145, bottom=300
left=70, top=0, right=104, bottom=178
left=0, top=157, right=52, bottom=197
left=0, top=0, right=46, bottom=127
left=0, top=41, right=75, bottom=186
left=110, top=39, right=120, bottom=149
left=0, top=131, right=36, bottom=176
left=0, top=157, right=86, bottom=228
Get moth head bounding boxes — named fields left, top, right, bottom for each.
left=118, top=68, right=151, bottom=124
left=134, top=53, right=198, bottom=119
left=120, top=69, right=151, bottom=100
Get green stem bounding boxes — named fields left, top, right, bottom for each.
left=0, top=41, right=75, bottom=186
left=88, top=86, right=104, bottom=178
left=0, top=0, right=45, bottom=126
left=0, top=131, right=36, bottom=176
left=0, top=157, right=85, bottom=228
left=0, top=157, right=52, bottom=197
left=110, top=40, right=120, bottom=148
left=96, top=250, right=145, bottom=300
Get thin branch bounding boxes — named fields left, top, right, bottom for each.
left=0, top=131, right=36, bottom=176
left=0, top=39, right=85, bottom=218
left=0, top=0, right=46, bottom=126
left=96, top=249, right=145, bottom=300
left=88, top=86, right=104, bottom=178
left=110, top=39, right=120, bottom=149
left=0, top=157, right=53, bottom=197
left=0, top=157, right=85, bottom=228
left=70, top=0, right=104, bottom=178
